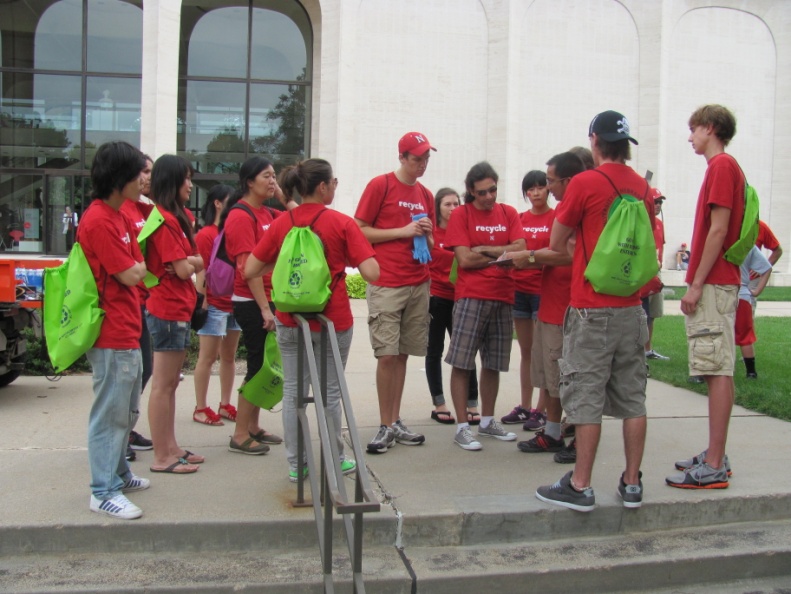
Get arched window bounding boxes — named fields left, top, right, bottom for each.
left=0, top=0, right=143, bottom=254
left=177, top=0, right=312, bottom=209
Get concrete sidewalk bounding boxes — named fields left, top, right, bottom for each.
left=1, top=299, right=789, bottom=536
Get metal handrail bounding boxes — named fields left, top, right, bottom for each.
left=292, top=313, right=381, bottom=594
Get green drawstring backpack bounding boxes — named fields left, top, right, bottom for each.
left=43, top=243, right=105, bottom=373
left=582, top=171, right=658, bottom=297
left=271, top=210, right=334, bottom=313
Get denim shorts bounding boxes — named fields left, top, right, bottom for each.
left=145, top=312, right=192, bottom=352
left=513, top=291, right=540, bottom=320
left=197, top=304, right=241, bottom=337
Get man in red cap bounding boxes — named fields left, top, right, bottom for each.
left=355, top=132, right=436, bottom=454
left=676, top=242, right=690, bottom=270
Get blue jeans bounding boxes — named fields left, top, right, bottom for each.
left=86, top=348, right=143, bottom=499
left=276, top=322, right=352, bottom=471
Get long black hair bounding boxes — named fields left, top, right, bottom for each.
left=201, top=184, right=234, bottom=227
left=463, top=162, right=499, bottom=204
left=219, top=156, right=274, bottom=230
left=150, top=154, right=195, bottom=248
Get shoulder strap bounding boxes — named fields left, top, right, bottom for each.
left=231, top=202, right=257, bottom=222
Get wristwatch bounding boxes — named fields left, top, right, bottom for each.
left=528, top=250, right=536, bottom=263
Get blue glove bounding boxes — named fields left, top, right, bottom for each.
left=411, top=213, right=432, bottom=264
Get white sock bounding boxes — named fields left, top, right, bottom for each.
left=480, top=416, right=494, bottom=429
left=545, top=422, right=562, bottom=440
left=456, top=422, right=470, bottom=434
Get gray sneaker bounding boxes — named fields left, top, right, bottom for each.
left=645, top=349, right=670, bottom=360
left=554, top=438, right=577, bottom=464
left=666, top=461, right=729, bottom=490
left=535, top=471, right=595, bottom=512
left=674, top=450, right=732, bottom=476
left=367, top=425, right=395, bottom=454
left=477, top=419, right=517, bottom=441
left=454, top=426, right=482, bottom=451
left=391, top=420, right=425, bottom=446
left=616, top=471, right=643, bottom=509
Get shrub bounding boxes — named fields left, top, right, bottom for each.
left=21, top=327, right=91, bottom=376
left=346, top=274, right=367, bottom=299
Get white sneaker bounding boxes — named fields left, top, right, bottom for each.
left=122, top=475, right=151, bottom=492
left=90, top=494, right=142, bottom=520
left=454, top=426, right=482, bottom=451
left=477, top=419, right=517, bottom=441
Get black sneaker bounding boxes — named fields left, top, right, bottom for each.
left=129, top=431, right=153, bottom=451
left=535, top=471, right=595, bottom=512
left=616, top=471, right=643, bottom=508
left=553, top=438, right=577, bottom=464
left=125, top=445, right=136, bottom=462
left=518, top=432, right=564, bottom=453
left=746, top=372, right=758, bottom=379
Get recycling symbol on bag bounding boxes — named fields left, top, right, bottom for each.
left=620, top=260, right=632, bottom=278
left=61, top=305, right=72, bottom=327
left=289, top=271, right=302, bottom=288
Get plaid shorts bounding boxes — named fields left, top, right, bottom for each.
left=445, top=298, right=513, bottom=372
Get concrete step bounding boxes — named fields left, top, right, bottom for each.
left=3, top=519, right=790, bottom=593
left=5, top=489, right=791, bottom=556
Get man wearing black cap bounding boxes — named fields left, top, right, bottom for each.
left=535, top=110, right=653, bottom=512
left=355, top=132, right=436, bottom=454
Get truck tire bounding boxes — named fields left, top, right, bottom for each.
left=0, top=369, right=21, bottom=388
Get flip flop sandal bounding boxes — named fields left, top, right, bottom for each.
left=178, top=450, right=205, bottom=464
left=431, top=410, right=456, bottom=424
left=249, top=429, right=283, bottom=445
left=467, top=411, right=481, bottom=426
left=150, top=460, right=199, bottom=474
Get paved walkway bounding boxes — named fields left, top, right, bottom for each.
left=1, top=300, right=790, bottom=536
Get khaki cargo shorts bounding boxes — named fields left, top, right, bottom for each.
left=685, top=284, right=737, bottom=377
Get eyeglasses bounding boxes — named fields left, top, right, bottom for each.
left=474, top=185, right=498, bottom=198
left=546, top=177, right=568, bottom=186
left=332, top=178, right=339, bottom=187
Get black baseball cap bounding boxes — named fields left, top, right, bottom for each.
left=589, top=110, right=639, bottom=145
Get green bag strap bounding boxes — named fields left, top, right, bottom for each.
left=138, top=208, right=166, bottom=288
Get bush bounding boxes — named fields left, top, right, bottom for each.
left=346, top=274, right=367, bottom=299
left=21, top=327, right=91, bottom=376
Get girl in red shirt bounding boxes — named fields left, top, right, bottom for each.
left=222, top=156, right=293, bottom=455
left=145, top=155, right=204, bottom=474
left=192, top=184, right=241, bottom=426
left=502, top=170, right=553, bottom=430
left=245, top=158, right=379, bottom=482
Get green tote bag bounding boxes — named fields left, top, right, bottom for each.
left=240, top=332, right=284, bottom=410
left=43, top=243, right=106, bottom=373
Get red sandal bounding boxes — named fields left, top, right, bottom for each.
left=218, top=402, right=237, bottom=422
left=193, top=407, right=224, bottom=426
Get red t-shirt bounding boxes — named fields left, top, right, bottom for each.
left=685, top=153, right=744, bottom=286
left=514, top=209, right=554, bottom=294
left=555, top=163, right=655, bottom=309
left=354, top=172, right=434, bottom=287
left=537, top=257, right=572, bottom=326
left=78, top=200, right=142, bottom=349
left=145, top=207, right=196, bottom=322
left=756, top=220, right=780, bottom=251
left=429, top=225, right=455, bottom=301
left=120, top=200, right=154, bottom=307
left=224, top=203, right=282, bottom=300
left=195, top=224, right=232, bottom=313
left=251, top=203, right=376, bottom=332
left=444, top=202, right=523, bottom=304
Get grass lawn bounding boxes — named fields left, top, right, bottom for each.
left=649, top=315, right=791, bottom=422
left=664, top=286, right=791, bottom=301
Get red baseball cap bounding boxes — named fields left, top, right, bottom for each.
left=650, top=188, right=665, bottom=201
left=398, top=132, right=437, bottom=156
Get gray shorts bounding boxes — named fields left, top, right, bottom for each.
left=531, top=319, right=563, bottom=398
left=445, top=298, right=513, bottom=372
left=558, top=305, right=648, bottom=424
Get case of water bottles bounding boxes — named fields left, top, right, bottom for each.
left=14, top=267, right=44, bottom=300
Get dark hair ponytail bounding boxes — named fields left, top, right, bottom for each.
left=202, top=184, right=233, bottom=227
left=279, top=159, right=332, bottom=202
